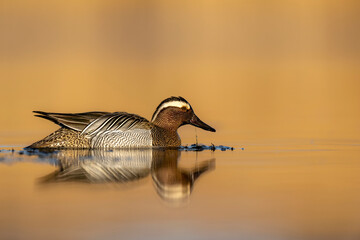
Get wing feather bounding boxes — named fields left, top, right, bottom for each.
left=81, top=112, right=150, bottom=136
left=33, top=111, right=110, bottom=132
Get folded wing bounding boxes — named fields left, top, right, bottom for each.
left=33, top=111, right=110, bottom=132
left=81, top=112, right=150, bottom=136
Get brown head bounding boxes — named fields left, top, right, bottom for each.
left=151, top=96, right=216, bottom=132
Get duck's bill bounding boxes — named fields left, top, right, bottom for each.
left=190, top=114, right=216, bottom=132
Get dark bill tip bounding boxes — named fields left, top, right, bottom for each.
left=190, top=114, right=216, bottom=132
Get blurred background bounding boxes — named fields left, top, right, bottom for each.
left=1, top=0, right=360, bottom=145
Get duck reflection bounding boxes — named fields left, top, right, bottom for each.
left=152, top=150, right=215, bottom=203
left=38, top=149, right=215, bottom=203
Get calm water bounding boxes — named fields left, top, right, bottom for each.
left=1, top=139, right=360, bottom=240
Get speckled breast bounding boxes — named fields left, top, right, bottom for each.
left=90, top=129, right=153, bottom=148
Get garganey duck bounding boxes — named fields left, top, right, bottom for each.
left=27, top=96, right=215, bottom=149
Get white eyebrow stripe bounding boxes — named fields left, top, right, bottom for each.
left=151, top=101, right=190, bottom=122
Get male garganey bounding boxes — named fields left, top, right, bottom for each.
left=27, top=96, right=215, bottom=148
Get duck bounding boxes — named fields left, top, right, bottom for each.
left=26, top=96, right=216, bottom=149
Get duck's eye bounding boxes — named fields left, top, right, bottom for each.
left=181, top=106, right=189, bottom=111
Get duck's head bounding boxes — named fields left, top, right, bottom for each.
left=151, top=96, right=216, bottom=132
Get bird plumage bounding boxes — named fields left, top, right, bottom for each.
left=81, top=112, right=150, bottom=136
left=33, top=111, right=109, bottom=132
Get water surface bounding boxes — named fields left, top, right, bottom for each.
left=1, top=139, right=360, bottom=240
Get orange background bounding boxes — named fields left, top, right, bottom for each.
left=1, top=0, right=360, bottom=144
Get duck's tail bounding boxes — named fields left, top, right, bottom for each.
left=25, top=128, right=91, bottom=149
